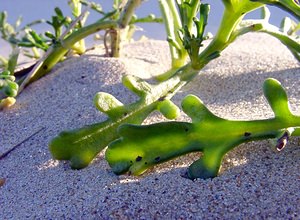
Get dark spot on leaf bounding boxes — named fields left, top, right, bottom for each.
left=43, top=65, right=48, bottom=70
left=144, top=162, right=147, bottom=165
left=136, top=156, right=142, bottom=162
left=185, top=128, right=189, bottom=132
left=158, top=96, right=165, bottom=101
left=130, top=160, right=133, bottom=164
left=244, top=132, right=251, bottom=137
left=155, top=157, right=160, bottom=162
left=123, top=112, right=128, bottom=116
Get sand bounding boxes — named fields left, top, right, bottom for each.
left=0, top=33, right=299, bottom=219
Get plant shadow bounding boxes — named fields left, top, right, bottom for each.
left=181, top=67, right=300, bottom=105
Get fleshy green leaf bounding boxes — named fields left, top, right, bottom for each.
left=106, top=78, right=300, bottom=179
left=49, top=74, right=188, bottom=169
left=263, top=78, right=292, bottom=118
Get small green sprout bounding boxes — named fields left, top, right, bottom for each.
left=106, top=78, right=300, bottom=179
left=0, top=11, right=45, bottom=59
left=0, top=70, right=18, bottom=97
left=178, top=3, right=210, bottom=68
left=0, top=47, right=19, bottom=101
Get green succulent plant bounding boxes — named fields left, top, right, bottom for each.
left=49, top=74, right=184, bottom=169
left=1, top=1, right=299, bottom=179
left=106, top=78, right=300, bottom=179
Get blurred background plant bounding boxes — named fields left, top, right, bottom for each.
left=0, top=0, right=162, bottom=107
left=0, top=0, right=295, bottom=62
left=0, top=0, right=298, bottom=109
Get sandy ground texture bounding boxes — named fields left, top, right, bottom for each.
left=0, top=33, right=300, bottom=219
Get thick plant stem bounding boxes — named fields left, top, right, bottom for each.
left=111, top=0, right=142, bottom=57
left=19, top=20, right=117, bottom=90
left=195, top=10, right=244, bottom=69
left=195, top=2, right=264, bottom=69
left=110, top=28, right=121, bottom=57
left=119, top=0, right=142, bottom=28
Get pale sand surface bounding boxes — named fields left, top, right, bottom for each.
left=0, top=33, right=299, bottom=219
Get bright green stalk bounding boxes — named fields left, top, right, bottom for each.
left=119, top=0, right=142, bottom=28
left=31, top=47, right=41, bottom=59
left=188, top=0, right=201, bottom=28
left=157, top=0, right=206, bottom=80
left=19, top=20, right=117, bottom=89
left=194, top=1, right=263, bottom=69
left=159, top=0, right=186, bottom=68
left=70, top=0, right=82, bottom=17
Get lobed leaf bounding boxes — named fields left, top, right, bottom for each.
left=49, top=73, right=189, bottom=169
left=106, top=78, right=300, bottom=179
